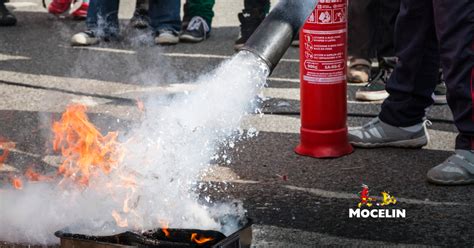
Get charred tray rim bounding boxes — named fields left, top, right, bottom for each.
left=54, top=218, right=253, bottom=248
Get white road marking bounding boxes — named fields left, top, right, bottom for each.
left=59, top=45, right=300, bottom=63
left=60, top=45, right=136, bottom=54
left=267, top=77, right=300, bottom=83
left=163, top=53, right=229, bottom=59
left=5, top=2, right=37, bottom=8
left=0, top=54, right=30, bottom=62
left=284, top=185, right=468, bottom=206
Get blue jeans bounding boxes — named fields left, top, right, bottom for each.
left=86, top=0, right=181, bottom=36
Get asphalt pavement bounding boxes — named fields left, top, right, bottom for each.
left=0, top=0, right=473, bottom=247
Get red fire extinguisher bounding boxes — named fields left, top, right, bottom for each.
left=295, top=0, right=353, bottom=158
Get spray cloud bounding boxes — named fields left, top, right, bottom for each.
left=0, top=51, right=269, bottom=244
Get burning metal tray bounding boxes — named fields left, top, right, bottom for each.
left=55, top=219, right=252, bottom=248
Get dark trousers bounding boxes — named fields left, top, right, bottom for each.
left=185, top=0, right=215, bottom=26
left=244, top=0, right=270, bottom=13
left=87, top=0, right=181, bottom=34
left=348, top=0, right=400, bottom=60
left=379, top=0, right=474, bottom=150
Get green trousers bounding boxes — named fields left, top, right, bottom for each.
left=186, top=0, right=216, bottom=27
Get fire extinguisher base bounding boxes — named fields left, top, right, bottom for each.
left=295, top=127, right=353, bottom=158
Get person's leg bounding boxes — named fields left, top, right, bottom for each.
left=149, top=0, right=181, bottom=32
left=348, top=0, right=375, bottom=61
left=86, top=0, right=120, bottom=36
left=374, top=0, right=400, bottom=59
left=433, top=0, right=474, bottom=150
left=180, top=0, right=215, bottom=42
left=234, top=0, right=270, bottom=49
left=427, top=0, right=474, bottom=185
left=131, top=0, right=150, bottom=29
left=136, top=0, right=148, bottom=10
left=354, top=0, right=400, bottom=97
left=347, top=0, right=376, bottom=84
left=150, top=0, right=181, bottom=45
left=349, top=0, right=439, bottom=148
left=187, top=0, right=215, bottom=27
left=72, top=0, right=119, bottom=46
left=378, top=0, right=440, bottom=127
left=244, top=0, right=269, bottom=11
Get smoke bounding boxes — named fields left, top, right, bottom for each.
left=0, top=51, right=268, bottom=244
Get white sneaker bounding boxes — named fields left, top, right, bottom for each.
left=155, top=30, right=179, bottom=45
left=71, top=31, right=99, bottom=46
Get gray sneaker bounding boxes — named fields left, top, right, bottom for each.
left=348, top=117, right=430, bottom=148
left=427, top=150, right=474, bottom=185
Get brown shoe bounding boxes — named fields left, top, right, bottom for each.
left=347, top=57, right=371, bottom=84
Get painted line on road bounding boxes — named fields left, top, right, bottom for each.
left=163, top=53, right=299, bottom=63
left=0, top=53, right=30, bottom=62
left=59, top=46, right=299, bottom=63
left=267, top=77, right=300, bottom=83
left=284, top=185, right=468, bottom=206
left=59, top=45, right=137, bottom=54
left=163, top=52, right=229, bottom=59
left=5, top=2, right=37, bottom=8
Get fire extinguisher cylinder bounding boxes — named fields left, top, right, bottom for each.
left=239, top=0, right=319, bottom=73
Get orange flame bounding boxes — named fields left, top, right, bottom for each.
left=159, top=220, right=170, bottom=238
left=111, top=210, right=128, bottom=227
left=0, top=137, right=15, bottom=167
left=191, top=233, right=214, bottom=245
left=52, top=104, right=123, bottom=185
left=11, top=177, right=23, bottom=190
left=25, top=167, right=53, bottom=182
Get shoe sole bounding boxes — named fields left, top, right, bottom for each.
left=155, top=38, right=179, bottom=45
left=427, top=177, right=474, bottom=185
left=351, top=135, right=428, bottom=148
left=433, top=95, right=447, bottom=105
left=180, top=34, right=205, bottom=43
left=355, top=90, right=389, bottom=101
left=155, top=41, right=179, bottom=45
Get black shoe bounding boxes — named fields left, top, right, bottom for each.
left=130, top=8, right=149, bottom=29
left=0, top=1, right=16, bottom=26
left=234, top=8, right=265, bottom=50
left=180, top=16, right=210, bottom=43
left=355, top=57, right=396, bottom=102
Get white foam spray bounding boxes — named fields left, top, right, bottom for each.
left=0, top=51, right=269, bottom=244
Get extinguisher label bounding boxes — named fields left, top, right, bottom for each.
left=302, top=0, right=347, bottom=84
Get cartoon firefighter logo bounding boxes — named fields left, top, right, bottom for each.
left=357, top=184, right=397, bottom=208
left=350, top=184, right=405, bottom=218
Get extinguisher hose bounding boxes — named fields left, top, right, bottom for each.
left=239, top=0, right=319, bottom=74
